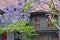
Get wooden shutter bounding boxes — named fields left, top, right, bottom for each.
left=34, top=15, right=40, bottom=28
left=2, top=32, right=7, bottom=40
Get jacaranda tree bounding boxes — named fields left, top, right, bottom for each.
left=0, top=0, right=60, bottom=40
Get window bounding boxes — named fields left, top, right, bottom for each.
left=34, top=15, right=40, bottom=28
left=47, top=18, right=53, bottom=28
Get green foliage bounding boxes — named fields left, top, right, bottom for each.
left=48, top=0, right=60, bottom=28
left=59, top=0, right=60, bottom=1
left=0, top=27, right=5, bottom=34
left=14, top=20, right=35, bottom=40
left=22, top=3, right=31, bottom=12
left=48, top=0, right=56, bottom=14
left=50, top=5, right=56, bottom=14
left=52, top=19, right=56, bottom=24
left=6, top=24, right=16, bottom=30
left=1, top=20, right=35, bottom=40
left=48, top=0, right=52, bottom=4
left=5, top=23, right=16, bottom=33
left=22, top=0, right=33, bottom=12
left=58, top=24, right=60, bottom=27
left=0, top=20, right=36, bottom=40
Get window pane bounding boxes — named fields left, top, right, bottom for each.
left=34, top=15, right=40, bottom=28
left=47, top=18, right=53, bottom=28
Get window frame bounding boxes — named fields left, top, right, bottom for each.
left=47, top=18, right=53, bottom=28
left=34, top=15, right=40, bottom=28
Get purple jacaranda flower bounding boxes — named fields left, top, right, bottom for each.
left=14, top=11, right=20, bottom=16
left=1, top=20, right=4, bottom=23
left=9, top=10, right=14, bottom=13
left=7, top=5, right=13, bottom=10
left=25, top=14, right=29, bottom=20
left=26, top=18, right=28, bottom=21
left=53, top=0, right=59, bottom=2
left=34, top=0, right=37, bottom=2
left=2, top=8, right=9, bottom=13
left=0, top=15, right=2, bottom=20
left=24, top=0, right=27, bottom=2
left=0, top=15, right=2, bottom=18
left=40, top=0, right=43, bottom=2
left=21, top=12, right=25, bottom=18
left=15, top=16, right=20, bottom=20
left=40, top=0, right=50, bottom=4
left=15, top=13, right=20, bottom=16
left=27, top=14, right=30, bottom=16
left=13, top=6, right=22, bottom=12
left=5, top=5, right=14, bottom=13
left=18, top=2, right=22, bottom=6
left=16, top=1, right=22, bottom=7
left=28, top=7, right=33, bottom=12
left=21, top=12, right=24, bottom=15
left=11, top=19, right=16, bottom=23
left=56, top=3, right=60, bottom=8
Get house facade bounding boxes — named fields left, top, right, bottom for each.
left=0, top=0, right=60, bottom=40
left=30, top=12, right=59, bottom=40
left=0, top=11, right=60, bottom=40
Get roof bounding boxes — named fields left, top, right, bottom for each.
left=0, top=0, right=60, bottom=12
